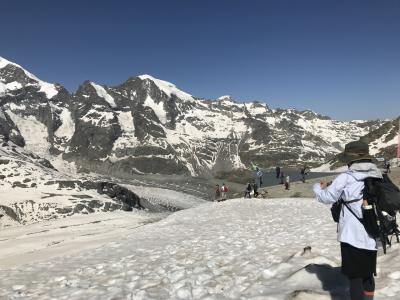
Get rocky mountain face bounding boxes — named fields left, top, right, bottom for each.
left=362, top=117, right=399, bottom=159
left=312, top=118, right=400, bottom=171
left=0, top=56, right=392, bottom=178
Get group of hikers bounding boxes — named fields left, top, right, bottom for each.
left=243, top=180, right=261, bottom=198
left=214, top=183, right=229, bottom=202
left=275, top=165, right=309, bottom=190
left=214, top=165, right=312, bottom=200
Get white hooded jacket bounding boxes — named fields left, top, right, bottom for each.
left=313, top=162, right=382, bottom=250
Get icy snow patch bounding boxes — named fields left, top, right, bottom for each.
left=91, top=82, right=117, bottom=108
left=144, top=95, right=167, bottom=124
left=5, top=81, right=22, bottom=90
left=111, top=111, right=140, bottom=155
left=0, top=81, right=22, bottom=96
left=38, top=81, right=58, bottom=99
left=54, top=108, right=75, bottom=139
left=117, top=111, right=134, bottom=132
left=6, top=111, right=50, bottom=157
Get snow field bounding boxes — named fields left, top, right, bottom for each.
left=0, top=198, right=399, bottom=299
left=0, top=211, right=166, bottom=269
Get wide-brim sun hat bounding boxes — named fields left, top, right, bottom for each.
left=339, top=140, right=374, bottom=164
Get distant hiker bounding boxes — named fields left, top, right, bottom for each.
left=214, top=184, right=221, bottom=202
left=244, top=183, right=252, bottom=198
left=386, top=161, right=391, bottom=173
left=313, top=141, right=381, bottom=300
left=284, top=175, right=290, bottom=190
left=275, top=166, right=281, bottom=178
left=279, top=171, right=285, bottom=184
left=300, top=166, right=307, bottom=183
left=221, top=183, right=228, bottom=201
left=256, top=169, right=263, bottom=187
left=253, top=181, right=259, bottom=198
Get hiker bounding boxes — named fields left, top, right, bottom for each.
left=386, top=161, right=391, bottom=173
left=221, top=183, right=228, bottom=201
left=256, top=169, right=263, bottom=187
left=214, top=184, right=221, bottom=202
left=275, top=166, right=281, bottom=178
left=253, top=181, right=259, bottom=198
left=284, top=175, right=290, bottom=190
left=313, top=141, right=382, bottom=300
left=300, top=166, right=307, bottom=183
left=279, top=171, right=285, bottom=184
left=244, top=182, right=252, bottom=198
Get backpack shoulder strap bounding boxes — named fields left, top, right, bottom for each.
left=342, top=199, right=364, bottom=223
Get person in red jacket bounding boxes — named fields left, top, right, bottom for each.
left=221, top=183, right=228, bottom=200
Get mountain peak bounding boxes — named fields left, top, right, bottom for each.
left=217, top=95, right=234, bottom=101
left=138, top=74, right=194, bottom=101
left=0, top=55, right=58, bottom=99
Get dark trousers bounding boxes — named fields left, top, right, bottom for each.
left=349, top=276, right=375, bottom=300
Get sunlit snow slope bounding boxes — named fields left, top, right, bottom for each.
left=0, top=198, right=399, bottom=299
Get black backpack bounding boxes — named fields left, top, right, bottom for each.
left=331, top=174, right=400, bottom=253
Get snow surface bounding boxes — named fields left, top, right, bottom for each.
left=6, top=110, right=51, bottom=158
left=1, top=198, right=399, bottom=299
left=144, top=95, right=167, bottom=124
left=38, top=81, right=58, bottom=99
left=0, top=211, right=166, bottom=269
left=139, top=74, right=194, bottom=101
left=91, top=82, right=117, bottom=108
left=54, top=108, right=75, bottom=139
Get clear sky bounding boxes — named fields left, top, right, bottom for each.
left=1, top=0, right=399, bottom=121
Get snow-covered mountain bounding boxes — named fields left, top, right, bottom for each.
left=0, top=56, right=391, bottom=178
left=312, top=118, right=400, bottom=172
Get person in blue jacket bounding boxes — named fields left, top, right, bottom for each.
left=313, top=141, right=382, bottom=300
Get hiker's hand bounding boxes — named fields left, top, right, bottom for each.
left=320, top=180, right=328, bottom=189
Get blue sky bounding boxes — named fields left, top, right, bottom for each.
left=1, top=0, right=399, bottom=120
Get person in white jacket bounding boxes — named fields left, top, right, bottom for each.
left=313, top=141, right=382, bottom=300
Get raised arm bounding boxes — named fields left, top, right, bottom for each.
left=313, top=173, right=347, bottom=204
